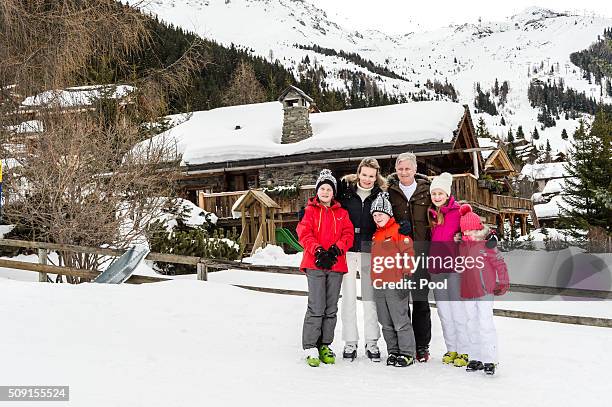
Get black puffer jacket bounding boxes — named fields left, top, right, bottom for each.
left=337, top=174, right=385, bottom=252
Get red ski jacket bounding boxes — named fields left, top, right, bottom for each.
left=371, top=217, right=415, bottom=284
left=297, top=197, right=354, bottom=273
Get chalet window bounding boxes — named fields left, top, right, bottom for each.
left=286, top=99, right=299, bottom=107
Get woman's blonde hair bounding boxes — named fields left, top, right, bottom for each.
left=356, top=157, right=387, bottom=189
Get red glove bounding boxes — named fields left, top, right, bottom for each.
left=494, top=282, right=509, bottom=296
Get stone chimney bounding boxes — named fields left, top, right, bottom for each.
left=278, top=85, right=313, bottom=144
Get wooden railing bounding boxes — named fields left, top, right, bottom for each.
left=199, top=185, right=316, bottom=219
left=451, top=174, right=533, bottom=214
left=199, top=175, right=534, bottom=219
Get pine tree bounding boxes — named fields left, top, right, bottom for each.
left=476, top=117, right=491, bottom=138
left=516, top=125, right=525, bottom=139
left=500, top=116, right=506, bottom=126
left=544, top=139, right=552, bottom=162
left=560, top=112, right=612, bottom=237
left=532, top=126, right=540, bottom=140
left=506, top=128, right=517, bottom=163
left=221, top=60, right=266, bottom=106
left=561, top=128, right=568, bottom=140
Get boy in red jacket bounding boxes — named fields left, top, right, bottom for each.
left=297, top=169, right=354, bottom=367
left=458, top=204, right=509, bottom=376
left=370, top=192, right=416, bottom=367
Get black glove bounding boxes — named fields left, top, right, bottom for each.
left=315, top=250, right=336, bottom=270
left=314, top=246, right=326, bottom=264
left=328, top=244, right=342, bottom=258
left=485, top=230, right=498, bottom=249
left=398, top=220, right=412, bottom=236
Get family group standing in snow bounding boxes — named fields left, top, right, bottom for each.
left=297, top=153, right=509, bottom=375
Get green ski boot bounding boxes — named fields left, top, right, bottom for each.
left=305, top=348, right=320, bottom=367
left=442, top=351, right=458, bottom=364
left=319, top=345, right=336, bottom=364
left=453, top=353, right=469, bottom=367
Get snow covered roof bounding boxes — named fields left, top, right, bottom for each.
left=478, top=137, right=497, bottom=159
left=521, top=162, right=569, bottom=180
left=148, top=100, right=466, bottom=166
left=542, top=177, right=576, bottom=195
left=21, top=85, right=134, bottom=108
left=4, top=120, right=43, bottom=134
left=534, top=194, right=569, bottom=219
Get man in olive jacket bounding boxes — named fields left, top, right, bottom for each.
left=387, top=152, right=432, bottom=362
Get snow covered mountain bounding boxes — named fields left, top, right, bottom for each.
left=143, top=0, right=612, bottom=155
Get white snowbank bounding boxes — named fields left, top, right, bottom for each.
left=242, top=244, right=302, bottom=267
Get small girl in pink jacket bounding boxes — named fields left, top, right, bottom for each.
left=459, top=204, right=509, bottom=376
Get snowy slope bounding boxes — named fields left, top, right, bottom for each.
left=1, top=277, right=611, bottom=406
left=143, top=1, right=612, bottom=157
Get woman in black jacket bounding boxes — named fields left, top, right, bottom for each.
left=336, top=157, right=387, bottom=361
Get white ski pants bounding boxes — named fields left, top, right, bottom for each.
left=432, top=273, right=470, bottom=355
left=341, top=251, right=381, bottom=345
left=464, top=295, right=498, bottom=363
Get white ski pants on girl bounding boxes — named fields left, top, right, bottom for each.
left=464, top=295, right=498, bottom=363
left=432, top=272, right=470, bottom=354
left=341, top=251, right=381, bottom=345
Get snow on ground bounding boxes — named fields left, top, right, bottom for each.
left=1, top=277, right=611, bottom=407
left=0, top=224, right=15, bottom=239
left=243, top=244, right=302, bottom=267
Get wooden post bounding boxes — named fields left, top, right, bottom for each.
left=240, top=209, right=247, bottom=247
left=38, top=248, right=48, bottom=282
left=197, top=262, right=208, bottom=281
left=198, top=191, right=205, bottom=210
left=472, top=151, right=479, bottom=179
left=521, top=215, right=527, bottom=236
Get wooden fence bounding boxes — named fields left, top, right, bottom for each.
left=0, top=238, right=610, bottom=328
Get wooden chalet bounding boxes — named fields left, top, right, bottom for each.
left=166, top=87, right=536, bottom=238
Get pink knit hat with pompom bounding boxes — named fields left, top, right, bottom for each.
left=459, top=204, right=483, bottom=232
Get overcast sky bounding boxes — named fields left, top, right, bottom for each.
left=307, top=0, right=612, bottom=34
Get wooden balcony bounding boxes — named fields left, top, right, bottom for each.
left=451, top=173, right=534, bottom=215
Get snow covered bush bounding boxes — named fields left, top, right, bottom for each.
left=146, top=202, right=240, bottom=275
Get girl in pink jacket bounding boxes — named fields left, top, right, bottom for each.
left=428, top=173, right=470, bottom=367
left=459, top=204, right=509, bottom=376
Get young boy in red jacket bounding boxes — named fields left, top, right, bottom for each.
left=297, top=169, right=354, bottom=367
left=370, top=192, right=416, bottom=367
left=458, top=204, right=509, bottom=375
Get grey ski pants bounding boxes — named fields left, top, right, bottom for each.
left=302, top=269, right=344, bottom=349
left=374, top=288, right=416, bottom=356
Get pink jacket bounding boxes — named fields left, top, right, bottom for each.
left=459, top=242, right=510, bottom=298
left=428, top=196, right=461, bottom=274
